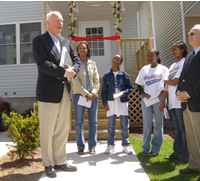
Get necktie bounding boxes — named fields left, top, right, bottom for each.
left=186, top=50, right=195, bottom=70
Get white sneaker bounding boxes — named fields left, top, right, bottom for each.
left=105, top=145, right=115, bottom=154
left=123, top=145, right=133, bottom=154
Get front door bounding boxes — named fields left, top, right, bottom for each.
left=79, top=21, right=111, bottom=77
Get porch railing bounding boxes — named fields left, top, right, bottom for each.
left=120, top=38, right=150, bottom=126
left=120, top=38, right=150, bottom=74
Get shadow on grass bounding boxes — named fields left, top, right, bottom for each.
left=161, top=173, right=200, bottom=181
left=137, top=153, right=200, bottom=181
left=130, top=138, right=200, bottom=181
left=137, top=152, right=176, bottom=173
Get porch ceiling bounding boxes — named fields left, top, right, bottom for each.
left=47, top=1, right=142, bottom=17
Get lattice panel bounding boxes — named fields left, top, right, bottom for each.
left=128, top=88, right=143, bottom=124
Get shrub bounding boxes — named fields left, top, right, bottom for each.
left=2, top=111, right=40, bottom=160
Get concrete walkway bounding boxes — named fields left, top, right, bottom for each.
left=39, top=141, right=150, bottom=181
left=0, top=131, right=14, bottom=157
left=0, top=132, right=150, bottom=181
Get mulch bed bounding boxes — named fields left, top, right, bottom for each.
left=0, top=148, right=43, bottom=181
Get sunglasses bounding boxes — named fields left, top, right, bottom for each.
left=187, top=32, right=195, bottom=37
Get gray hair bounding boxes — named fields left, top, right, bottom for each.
left=46, top=11, right=61, bottom=22
left=192, top=24, right=200, bottom=33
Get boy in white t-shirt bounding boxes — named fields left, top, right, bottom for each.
left=101, top=54, right=134, bottom=154
left=159, top=41, right=189, bottom=165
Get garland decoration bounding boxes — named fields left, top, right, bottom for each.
left=68, top=1, right=77, bottom=37
left=112, top=1, right=122, bottom=34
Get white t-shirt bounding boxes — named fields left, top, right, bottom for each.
left=168, top=58, right=185, bottom=109
left=107, top=71, right=128, bottom=117
left=135, top=64, right=169, bottom=97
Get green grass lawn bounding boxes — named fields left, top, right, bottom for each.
left=130, top=137, right=200, bottom=181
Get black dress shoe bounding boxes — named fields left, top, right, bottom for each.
left=45, top=165, right=57, bottom=178
left=164, top=155, right=178, bottom=160
left=54, top=163, right=77, bottom=172
left=179, top=167, right=199, bottom=174
left=175, top=158, right=188, bottom=165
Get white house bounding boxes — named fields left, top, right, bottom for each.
left=0, top=1, right=199, bottom=113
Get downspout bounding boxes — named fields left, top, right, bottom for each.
left=147, top=1, right=154, bottom=49
left=43, top=1, right=47, bottom=33
left=180, top=1, right=186, bottom=43
left=151, top=1, right=156, bottom=49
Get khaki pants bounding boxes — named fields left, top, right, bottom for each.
left=183, top=105, right=200, bottom=170
left=38, top=84, right=70, bottom=167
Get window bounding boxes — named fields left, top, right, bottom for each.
left=0, top=24, right=16, bottom=65
left=0, top=22, right=41, bottom=65
left=20, top=23, right=41, bottom=64
left=86, top=27, right=104, bottom=56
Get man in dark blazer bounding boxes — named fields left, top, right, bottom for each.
left=32, top=11, right=80, bottom=178
left=177, top=24, right=200, bottom=174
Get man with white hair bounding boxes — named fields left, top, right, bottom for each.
left=32, top=11, right=80, bottom=178
left=177, top=24, right=200, bottom=174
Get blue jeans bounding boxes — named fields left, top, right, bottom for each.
left=73, top=94, right=98, bottom=150
left=170, top=108, right=189, bottom=161
left=141, top=95, right=163, bottom=153
left=107, top=114, right=130, bottom=146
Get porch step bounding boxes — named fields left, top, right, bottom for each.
left=71, top=119, right=121, bottom=130
left=68, top=129, right=122, bottom=141
left=71, top=109, right=107, bottom=119
left=98, top=100, right=104, bottom=109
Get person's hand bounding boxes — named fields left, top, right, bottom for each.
left=65, top=65, right=76, bottom=79
left=65, top=64, right=76, bottom=72
left=142, top=92, right=151, bottom=99
left=176, top=91, right=189, bottom=102
left=86, top=93, right=95, bottom=101
left=159, top=102, right=165, bottom=112
left=119, top=92, right=124, bottom=98
left=104, top=104, right=109, bottom=111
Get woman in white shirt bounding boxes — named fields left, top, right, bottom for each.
left=159, top=41, right=189, bottom=164
left=135, top=49, right=169, bottom=156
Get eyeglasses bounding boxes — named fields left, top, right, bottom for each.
left=187, top=32, right=195, bottom=37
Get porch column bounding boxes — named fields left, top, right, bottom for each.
left=147, top=1, right=153, bottom=49
left=115, top=1, right=121, bottom=55
left=70, top=2, right=76, bottom=52
left=43, top=1, right=47, bottom=33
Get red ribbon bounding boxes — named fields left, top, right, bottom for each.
left=71, top=35, right=120, bottom=41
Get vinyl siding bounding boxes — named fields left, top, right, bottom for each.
left=0, top=1, right=49, bottom=23
left=0, top=1, right=50, bottom=98
left=152, top=1, right=183, bottom=68
left=139, top=2, right=149, bottom=38
left=184, top=1, right=198, bottom=14
left=0, top=65, right=37, bottom=97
